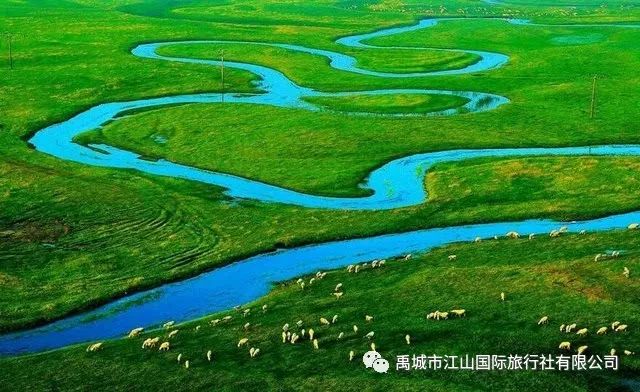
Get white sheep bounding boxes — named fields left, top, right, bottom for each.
left=333, top=292, right=344, bottom=299
left=195, top=325, right=201, bottom=332
left=615, top=324, right=628, bottom=333
left=528, top=233, right=535, bottom=240
left=159, top=342, right=170, bottom=351
left=184, top=360, right=190, bottom=369
left=558, top=341, right=571, bottom=351
left=448, top=255, right=457, bottom=261
left=594, top=253, right=603, bottom=262
left=576, top=328, right=588, bottom=337
left=349, top=350, right=355, bottom=361
left=403, top=254, right=412, bottom=261
left=168, top=330, right=179, bottom=339
left=249, top=347, right=260, bottom=358
left=365, top=315, right=374, bottom=322
left=597, top=327, right=608, bottom=335
left=566, top=324, right=577, bottom=333
left=550, top=230, right=561, bottom=238
left=313, top=339, right=319, bottom=350
left=577, top=345, right=588, bottom=355
left=291, top=333, right=300, bottom=344
left=332, top=315, right=338, bottom=324
left=500, top=292, right=506, bottom=302
left=309, top=278, right=315, bottom=285
left=474, top=237, right=482, bottom=243
left=222, top=316, right=232, bottom=322
left=127, top=327, right=144, bottom=338
left=320, top=317, right=330, bottom=326
left=506, top=231, right=520, bottom=239
left=624, top=350, right=635, bottom=356
left=579, top=230, right=586, bottom=235
left=354, top=265, right=360, bottom=273
left=560, top=324, right=566, bottom=332
left=353, top=325, right=358, bottom=333
left=177, top=353, right=182, bottom=363
left=163, top=321, right=175, bottom=329
left=207, top=350, right=212, bottom=362
left=451, top=309, right=466, bottom=318
left=300, top=282, right=305, bottom=290
left=281, top=332, right=287, bottom=343
left=142, top=337, right=159, bottom=349
left=347, top=265, right=354, bottom=273
left=86, top=342, right=103, bottom=352
left=538, top=316, right=549, bottom=325
left=335, top=283, right=343, bottom=292
left=623, top=267, right=630, bottom=278
left=244, top=322, right=251, bottom=330
left=243, top=309, right=251, bottom=317
left=210, top=319, right=220, bottom=326
left=628, top=223, right=639, bottom=230
left=610, top=348, right=616, bottom=356
left=365, top=331, right=375, bottom=339
left=338, top=332, right=344, bottom=339
left=283, top=323, right=290, bottom=332
left=296, top=278, right=303, bottom=285
left=309, top=328, right=315, bottom=340
left=237, top=338, right=249, bottom=347
left=262, top=304, right=268, bottom=313
left=370, top=342, right=376, bottom=351
left=612, top=321, right=621, bottom=330
left=405, top=334, right=411, bottom=345
left=301, top=329, right=306, bottom=337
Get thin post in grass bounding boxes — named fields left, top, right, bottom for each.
left=590, top=75, right=597, bottom=119
left=220, top=49, right=225, bottom=103
left=3, top=32, right=13, bottom=70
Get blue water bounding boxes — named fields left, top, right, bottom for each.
left=3, top=17, right=639, bottom=354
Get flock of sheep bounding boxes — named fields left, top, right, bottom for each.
left=83, top=224, right=637, bottom=374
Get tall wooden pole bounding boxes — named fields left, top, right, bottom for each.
left=590, top=75, right=597, bottom=119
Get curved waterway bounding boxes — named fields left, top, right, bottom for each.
left=3, top=17, right=640, bottom=354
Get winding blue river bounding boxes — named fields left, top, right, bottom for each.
left=2, top=17, right=639, bottom=354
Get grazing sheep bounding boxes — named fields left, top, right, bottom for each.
left=404, top=254, right=412, bottom=261
left=313, top=339, right=319, bottom=350
left=249, top=347, right=256, bottom=357
left=612, top=321, right=621, bottom=330
left=577, top=345, right=588, bottom=355
left=184, top=360, right=189, bottom=369
left=506, top=231, right=520, bottom=239
left=371, top=260, right=379, bottom=268
left=448, top=255, right=457, bottom=261
left=309, top=278, right=315, bottom=285
left=624, top=350, right=635, bottom=356
left=281, top=332, right=287, bottom=343
left=338, top=332, right=344, bottom=339
left=283, top=323, right=290, bottom=332
left=335, top=283, right=343, bottom=292
left=210, top=319, right=220, bottom=326
left=296, top=278, right=303, bottom=285
left=195, top=325, right=201, bottom=332
left=237, top=338, right=249, bottom=348
left=320, top=317, right=330, bottom=326
left=347, top=265, right=354, bottom=273
left=127, top=327, right=144, bottom=338
left=262, top=304, right=268, bottom=313
left=451, top=309, right=466, bottom=318
left=332, top=315, right=338, bottom=324
left=405, top=335, right=411, bottom=345
left=615, top=324, right=628, bottom=333
left=566, top=324, right=577, bottom=333
left=528, top=234, right=535, bottom=240
left=612, top=250, right=621, bottom=258
left=597, top=327, right=608, bottom=335
left=159, top=342, right=170, bottom=351
left=538, top=316, right=549, bottom=325
left=560, top=324, right=566, bottom=332
left=370, top=342, right=376, bottom=351
left=628, top=223, right=639, bottom=230
left=353, top=325, right=358, bottom=334
left=576, top=328, right=588, bottom=337
left=378, top=260, right=386, bottom=267
left=500, top=292, right=506, bottom=302
left=550, top=230, right=561, bottom=238
left=301, top=329, right=306, bottom=337
left=243, top=309, right=251, bottom=317
left=244, top=322, right=251, bottom=330
left=333, top=292, right=344, bottom=299
left=309, top=329, right=315, bottom=340
left=611, top=349, right=616, bottom=356
left=594, top=253, right=604, bottom=262
left=349, top=350, right=355, bottom=361
left=623, top=267, right=630, bottom=278
left=207, top=350, right=212, bottom=362
left=559, top=226, right=568, bottom=233
left=234, top=306, right=241, bottom=312
left=142, top=337, right=159, bottom=349
left=177, top=353, right=182, bottom=363
left=365, top=331, right=375, bottom=339
left=286, top=331, right=291, bottom=341
left=163, top=321, right=175, bottom=329
left=365, top=315, right=374, bottom=322
left=354, top=266, right=360, bottom=273
left=438, top=312, right=449, bottom=320
left=222, top=316, right=232, bottom=322
left=474, top=237, right=482, bottom=243
left=300, top=282, right=305, bottom=290
left=291, top=333, right=300, bottom=344
left=558, top=342, right=571, bottom=351
left=168, top=330, right=179, bottom=339
left=86, top=342, right=103, bottom=352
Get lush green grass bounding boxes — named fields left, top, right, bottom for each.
left=304, top=93, right=471, bottom=115
left=1, top=232, right=638, bottom=391
left=1, top=0, right=640, bottom=364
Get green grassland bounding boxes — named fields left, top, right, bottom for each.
left=1, top=232, right=638, bottom=391
left=1, top=0, right=640, bottom=390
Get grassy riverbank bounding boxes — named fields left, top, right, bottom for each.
left=1, top=232, right=638, bottom=391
